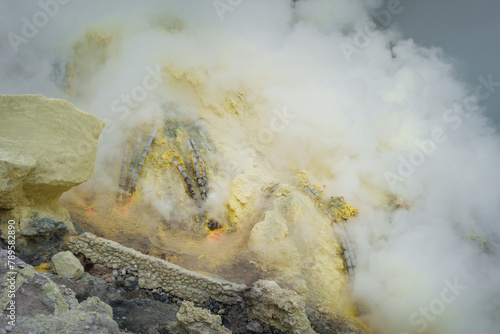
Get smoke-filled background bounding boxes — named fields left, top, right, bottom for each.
left=1, top=1, right=499, bottom=333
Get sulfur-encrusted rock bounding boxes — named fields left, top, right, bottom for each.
left=247, top=184, right=348, bottom=315
left=174, top=301, right=230, bottom=334
left=0, top=94, right=104, bottom=210
left=51, top=251, right=84, bottom=280
left=248, top=209, right=299, bottom=267
left=0, top=94, right=105, bottom=264
left=246, top=279, right=315, bottom=334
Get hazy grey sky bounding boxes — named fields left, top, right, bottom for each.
left=389, top=0, right=500, bottom=131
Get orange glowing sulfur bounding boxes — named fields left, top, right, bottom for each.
left=86, top=206, right=97, bottom=216
left=113, top=202, right=130, bottom=216
left=207, top=231, right=222, bottom=242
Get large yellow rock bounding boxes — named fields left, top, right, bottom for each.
left=0, top=94, right=104, bottom=264
left=226, top=172, right=275, bottom=227
left=0, top=94, right=104, bottom=209
left=248, top=184, right=349, bottom=315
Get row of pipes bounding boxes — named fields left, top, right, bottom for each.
left=115, top=132, right=357, bottom=277
left=116, top=133, right=208, bottom=211
left=300, top=175, right=357, bottom=278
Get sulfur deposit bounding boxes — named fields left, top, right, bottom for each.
left=0, top=94, right=105, bottom=263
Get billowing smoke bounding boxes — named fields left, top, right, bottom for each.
left=1, top=1, right=499, bottom=333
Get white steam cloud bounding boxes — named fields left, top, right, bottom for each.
left=1, top=1, right=499, bottom=333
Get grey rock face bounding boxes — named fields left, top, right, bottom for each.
left=0, top=250, right=72, bottom=318
left=0, top=297, right=120, bottom=334
left=48, top=272, right=180, bottom=333
left=0, top=249, right=119, bottom=334
left=0, top=216, right=69, bottom=266
left=123, top=276, right=138, bottom=291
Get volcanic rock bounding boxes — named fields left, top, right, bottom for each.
left=0, top=95, right=104, bottom=209
left=0, top=249, right=119, bottom=334
left=48, top=271, right=180, bottom=333
left=0, top=297, right=120, bottom=334
left=0, top=94, right=104, bottom=264
left=247, top=183, right=348, bottom=315
left=51, top=250, right=84, bottom=280
left=246, top=279, right=315, bottom=334
left=174, top=301, right=231, bottom=334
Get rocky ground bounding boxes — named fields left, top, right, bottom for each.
left=0, top=242, right=366, bottom=334
left=0, top=247, right=285, bottom=334
left=47, top=259, right=286, bottom=334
